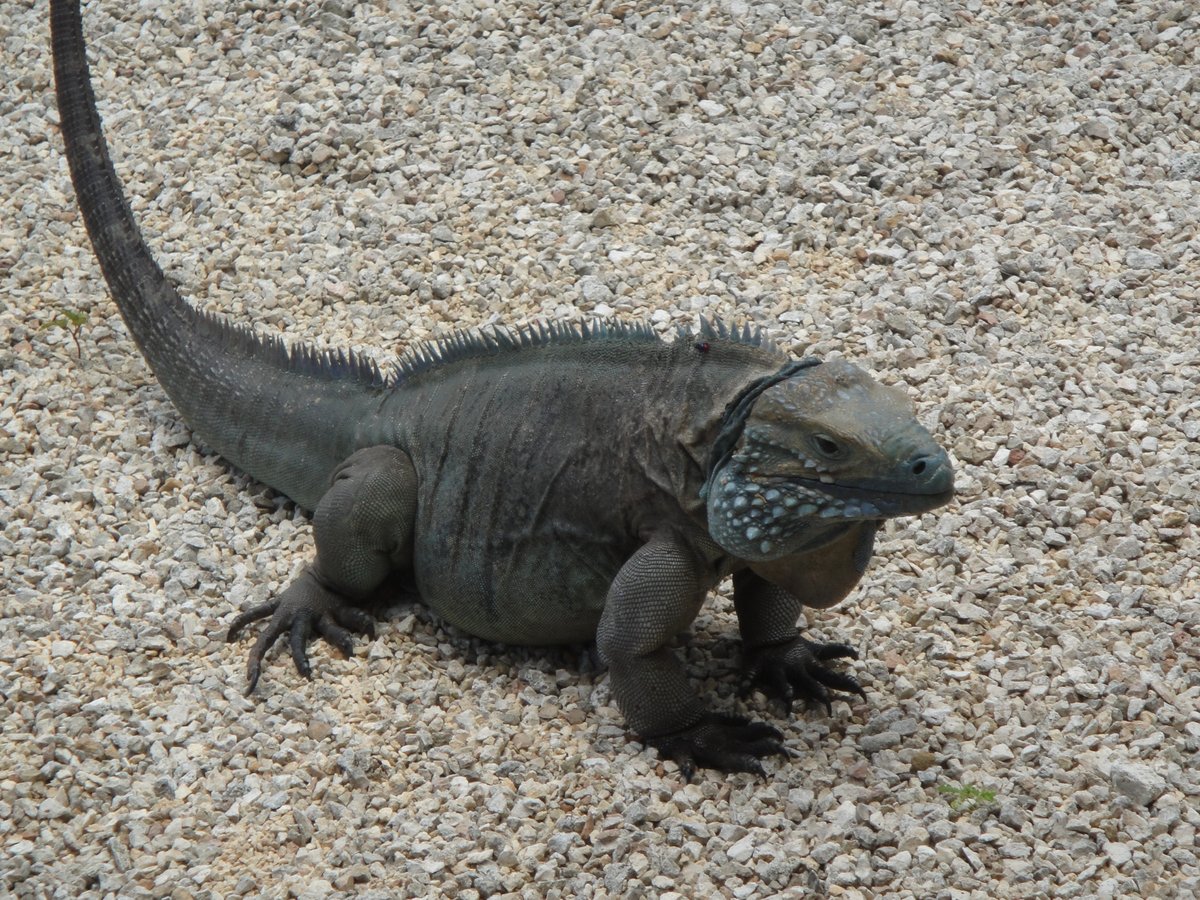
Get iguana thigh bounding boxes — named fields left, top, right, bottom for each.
left=228, top=445, right=417, bottom=689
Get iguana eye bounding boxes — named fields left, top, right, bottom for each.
left=812, top=434, right=843, bottom=458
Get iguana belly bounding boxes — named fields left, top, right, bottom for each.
left=411, top=525, right=628, bottom=644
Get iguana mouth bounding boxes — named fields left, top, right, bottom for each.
left=787, top=478, right=955, bottom=517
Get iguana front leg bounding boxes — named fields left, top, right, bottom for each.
left=227, top=445, right=417, bottom=691
left=735, top=521, right=879, bottom=712
left=733, top=570, right=865, bottom=713
left=597, top=535, right=785, bottom=778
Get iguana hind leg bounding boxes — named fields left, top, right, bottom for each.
left=227, top=445, right=417, bottom=692
left=597, top=535, right=785, bottom=778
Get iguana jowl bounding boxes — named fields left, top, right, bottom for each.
left=51, top=0, right=954, bottom=775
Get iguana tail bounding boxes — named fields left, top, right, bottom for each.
left=51, top=0, right=388, bottom=510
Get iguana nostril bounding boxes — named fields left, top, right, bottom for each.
left=908, top=452, right=942, bottom=479
left=907, top=450, right=955, bottom=493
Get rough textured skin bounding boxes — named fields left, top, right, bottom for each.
left=52, top=0, right=955, bottom=774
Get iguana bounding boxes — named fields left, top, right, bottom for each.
left=51, top=0, right=954, bottom=776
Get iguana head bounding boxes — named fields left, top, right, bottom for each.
left=705, top=359, right=954, bottom=561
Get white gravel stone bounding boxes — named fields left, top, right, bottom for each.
left=1105, top=842, right=1133, bottom=867
left=1125, top=248, right=1165, bottom=270
left=1110, top=761, right=1169, bottom=807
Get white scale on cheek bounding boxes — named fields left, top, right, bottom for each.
left=713, top=456, right=877, bottom=558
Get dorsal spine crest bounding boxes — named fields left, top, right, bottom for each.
left=391, top=317, right=771, bottom=383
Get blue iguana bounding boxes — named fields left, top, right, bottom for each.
left=51, top=0, right=954, bottom=776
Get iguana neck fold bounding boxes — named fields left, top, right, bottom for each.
left=700, top=358, right=824, bottom=501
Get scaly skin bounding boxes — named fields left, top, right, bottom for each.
left=52, top=0, right=955, bottom=776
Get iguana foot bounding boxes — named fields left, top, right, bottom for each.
left=227, top=570, right=376, bottom=693
left=646, top=713, right=786, bottom=780
left=744, top=637, right=866, bottom=715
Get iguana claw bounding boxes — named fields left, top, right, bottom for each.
left=227, top=571, right=376, bottom=693
left=744, top=637, right=866, bottom=715
left=646, top=713, right=786, bottom=780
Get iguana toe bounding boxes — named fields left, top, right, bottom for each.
left=226, top=601, right=277, bottom=642
left=243, top=607, right=289, bottom=694
left=288, top=610, right=317, bottom=679
left=315, top=615, right=357, bottom=658
left=807, top=663, right=867, bottom=701
left=647, top=713, right=786, bottom=780
left=807, top=640, right=859, bottom=662
left=745, top=636, right=866, bottom=715
left=227, top=570, right=376, bottom=694
left=331, top=606, right=376, bottom=640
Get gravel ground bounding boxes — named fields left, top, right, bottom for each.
left=3, top=0, right=1199, bottom=897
